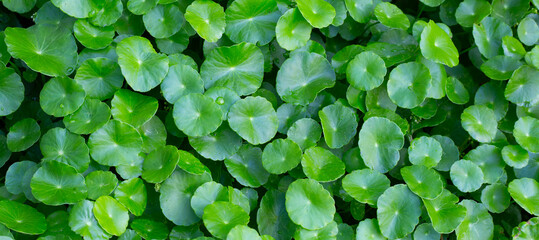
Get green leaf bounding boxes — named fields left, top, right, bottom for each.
left=173, top=93, right=223, bottom=137
left=127, top=0, right=158, bottom=15
left=420, top=20, right=459, bottom=67
left=508, top=178, right=539, bottom=215
left=161, top=64, right=204, bottom=104
left=225, top=145, right=270, bottom=187
left=377, top=184, right=421, bottom=239
left=275, top=8, right=312, bottom=51
left=143, top=4, right=184, bottom=38
left=358, top=117, right=404, bottom=173
left=285, top=179, right=335, bottom=230
left=68, top=200, right=112, bottom=240
left=445, top=76, right=469, bottom=105
left=75, top=57, right=124, bottom=101
left=89, top=0, right=123, bottom=27
left=262, top=138, right=302, bottom=174
left=480, top=55, right=523, bottom=80
left=93, top=196, right=129, bottom=236
left=355, top=219, right=385, bottom=240
left=408, top=136, right=442, bottom=167
left=257, top=190, right=296, bottom=239
left=481, top=183, right=510, bottom=213
left=513, top=217, right=539, bottom=240
left=185, top=0, right=226, bottom=42
left=30, top=160, right=87, bottom=205
left=0, top=67, right=23, bottom=116
left=189, top=124, right=242, bottom=161
left=502, top=145, right=529, bottom=168
left=422, top=189, right=466, bottom=233
left=346, top=51, right=386, bottom=91
left=225, top=0, right=280, bottom=45
left=455, top=0, right=491, bottom=28
left=401, top=165, right=444, bottom=199
left=474, top=81, right=508, bottom=121
left=177, top=150, right=211, bottom=175
left=342, top=169, right=390, bottom=206
left=450, top=160, right=484, bottom=192
left=40, top=76, right=85, bottom=117
left=7, top=118, right=40, bottom=152
left=64, top=98, right=111, bottom=135
left=159, top=169, right=212, bottom=226
left=1, top=0, right=36, bottom=13
left=117, top=36, right=169, bottom=92
left=111, top=89, right=158, bottom=128
left=85, top=171, right=118, bottom=200
left=319, top=103, right=358, bottom=149
left=228, top=96, right=278, bottom=145
left=114, top=178, right=147, bottom=216
left=345, top=0, right=381, bottom=23
left=141, top=146, right=179, bottom=183
left=461, top=105, right=497, bottom=143
left=505, top=65, right=539, bottom=106
left=301, top=147, right=345, bottom=182
left=74, top=19, right=115, bottom=50
left=374, top=2, right=409, bottom=30
left=287, top=118, right=322, bottom=150
left=0, top=200, right=47, bottom=235
left=4, top=24, right=77, bottom=77
left=40, top=128, right=90, bottom=173
left=227, top=225, right=262, bottom=240
left=296, top=0, right=336, bottom=28
left=200, top=42, right=264, bottom=96
left=294, top=221, right=338, bottom=239
left=387, top=62, right=432, bottom=109
left=88, top=119, right=143, bottom=166
left=473, top=17, right=512, bottom=59
left=5, top=161, right=36, bottom=195
left=413, top=223, right=440, bottom=240
left=491, top=0, right=530, bottom=26
left=276, top=52, right=335, bottom=105
left=455, top=200, right=494, bottom=239
left=51, top=0, right=95, bottom=18
left=131, top=219, right=169, bottom=240
left=203, top=201, right=250, bottom=239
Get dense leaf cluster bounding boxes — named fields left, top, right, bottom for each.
left=0, top=0, right=538, bottom=239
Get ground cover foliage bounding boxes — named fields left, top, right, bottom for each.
left=0, top=0, right=538, bottom=239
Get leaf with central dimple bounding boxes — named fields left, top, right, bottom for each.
left=319, top=103, right=358, bottom=149
left=450, top=160, right=484, bottom=192
left=160, top=170, right=212, bottom=226
left=88, top=120, right=143, bottom=166
left=74, top=19, right=115, bottom=50
left=0, top=67, right=24, bottom=116
left=0, top=200, right=47, bottom=235
left=296, top=0, right=336, bottom=28
left=93, top=196, right=129, bottom=236
left=455, top=0, right=491, bottom=28
left=141, top=146, right=180, bottom=183
left=374, top=2, right=409, bottom=30
left=276, top=8, right=312, bottom=51
left=342, top=169, right=390, bottom=206
left=143, top=4, right=184, bottom=38
left=358, top=117, right=404, bottom=173
left=185, top=0, right=226, bottom=42
left=505, top=65, right=539, bottom=106
left=473, top=17, right=512, bottom=59
left=203, top=201, right=250, bottom=239
left=173, top=93, right=223, bottom=137
left=225, top=145, right=270, bottom=187
left=285, top=179, right=335, bottom=230
left=514, top=117, right=539, bottom=153
left=228, top=96, right=278, bottom=145
left=161, top=64, right=204, bottom=104
left=111, top=89, right=158, bottom=128
left=420, top=20, right=459, bottom=67
left=64, top=98, right=111, bottom=135
left=408, top=136, right=443, bottom=167
left=51, top=0, right=95, bottom=18
left=7, top=118, right=41, bottom=152
left=40, top=127, right=90, bottom=173
left=508, top=178, right=539, bottom=215
left=4, top=24, right=78, bottom=77
left=276, top=51, right=335, bottom=105
left=40, top=76, right=86, bottom=117
left=422, top=189, right=466, bottom=233
left=346, top=51, right=386, bottom=91
left=225, top=0, right=281, bottom=45
left=461, top=105, right=497, bottom=143
left=75, top=57, right=124, bottom=101
left=30, top=160, right=87, bottom=205
left=387, top=62, right=432, bottom=109
left=401, top=165, right=444, bottom=199
left=200, top=43, right=264, bottom=96
left=301, top=147, right=345, bottom=182
left=455, top=200, right=494, bottom=240
left=114, top=178, right=147, bottom=216
left=377, top=184, right=421, bottom=239
left=117, top=36, right=169, bottom=92
left=68, top=200, right=112, bottom=240
left=262, top=138, right=302, bottom=174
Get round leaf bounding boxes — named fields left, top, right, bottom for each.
left=161, top=64, right=204, bottom=104
left=508, top=178, right=539, bottom=215
left=88, top=120, right=143, bottom=166
left=225, top=145, right=270, bottom=187
left=111, top=89, right=158, bottom=128
left=275, top=8, right=312, bottom=51
left=0, top=67, right=24, bottom=116
left=93, top=196, right=129, bottom=236
left=0, top=200, right=47, bottom=235
left=141, top=146, right=180, bottom=183
left=287, top=118, right=322, bottom=150
left=74, top=19, right=115, bottom=50
left=225, top=0, right=280, bottom=45
left=387, top=62, right=432, bottom=109
left=358, top=117, right=404, bottom=173
left=143, top=4, right=184, bottom=38
left=342, top=169, right=390, bottom=206
left=40, top=127, right=90, bottom=173
left=114, top=178, right=147, bottom=216
left=505, top=65, right=539, bottom=106
left=376, top=184, right=421, bottom=239
left=450, top=160, right=484, bottom=192
left=422, top=189, right=467, bottom=233
left=173, top=93, right=223, bottom=137
left=461, top=105, right=497, bottom=143
left=285, top=179, right=335, bottom=230
left=203, top=201, right=250, bottom=239
left=296, top=0, right=336, bottom=28
left=455, top=0, right=491, bottom=28
left=374, top=2, right=409, bottom=30
left=68, top=200, right=112, bottom=239
left=64, top=98, right=111, bottom=135
left=185, top=0, right=226, bottom=42
left=85, top=171, right=118, bottom=200
left=301, top=147, right=345, bottom=182
left=480, top=183, right=510, bottom=213
left=228, top=96, right=278, bottom=145
left=262, top=138, right=302, bottom=174
left=502, top=145, right=529, bottom=168
left=408, top=136, right=442, bottom=167
left=30, top=160, right=87, bottom=205
left=346, top=51, right=386, bottom=91
left=40, top=76, right=86, bottom=117
left=401, top=165, right=444, bottom=199
left=75, top=57, right=123, bottom=101
left=7, top=118, right=40, bottom=152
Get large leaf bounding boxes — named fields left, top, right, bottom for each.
left=228, top=96, right=278, bottom=145
left=30, top=160, right=87, bottom=205
left=377, top=184, right=421, bottom=239
left=0, top=200, right=47, bottom=235
left=285, top=179, right=335, bottom=230
left=387, top=62, right=432, bottom=109
left=225, top=0, right=281, bottom=45
left=358, top=117, right=404, bottom=173
left=88, top=120, right=143, bottom=166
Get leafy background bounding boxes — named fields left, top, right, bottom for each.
left=0, top=0, right=538, bottom=239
